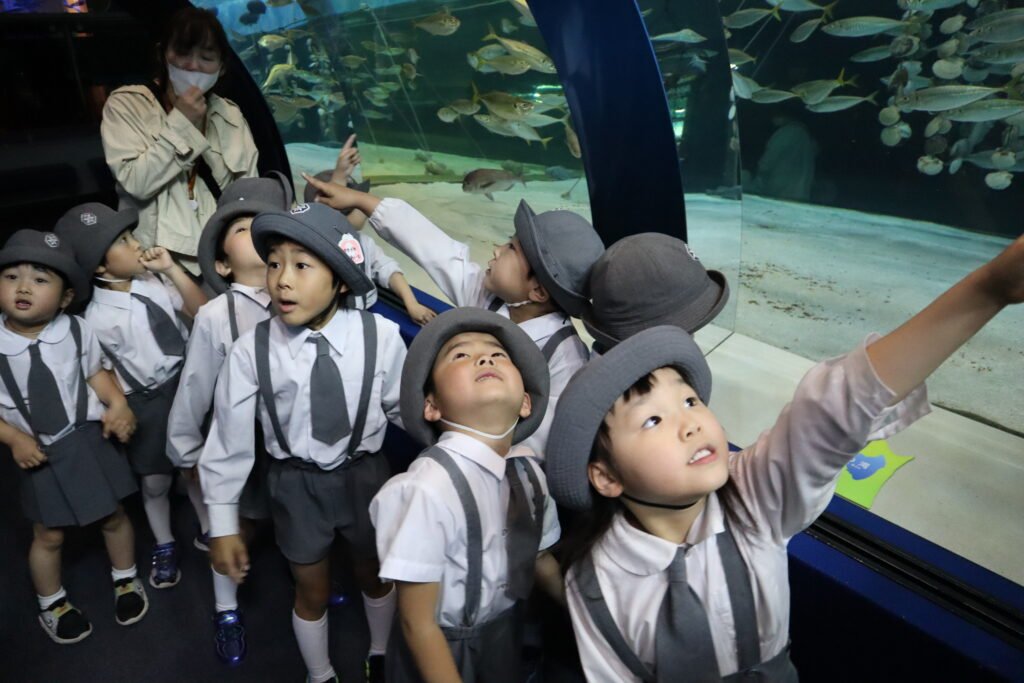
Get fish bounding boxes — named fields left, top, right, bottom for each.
left=901, top=0, right=965, bottom=11
left=401, top=63, right=419, bottom=81
left=944, top=99, right=1024, bottom=122
left=265, top=0, right=294, bottom=6
left=485, top=55, right=533, bottom=75
left=970, top=41, right=1024, bottom=66
left=239, top=12, right=260, bottom=26
left=790, top=18, right=822, bottom=44
left=969, top=17, right=1024, bottom=45
left=414, top=9, right=461, bottom=36
left=361, top=41, right=378, bottom=51
left=361, top=110, right=392, bottom=121
left=878, top=106, right=901, bottom=126
left=850, top=45, right=892, bottom=63
left=723, top=7, right=780, bottom=30
left=375, top=66, right=401, bottom=77
left=505, top=120, right=552, bottom=147
left=474, top=114, right=519, bottom=137
left=940, top=15, right=966, bottom=35
left=894, top=85, right=1001, bottom=112
left=564, top=122, right=581, bottom=158
left=340, top=55, right=367, bottom=69
left=473, top=85, right=535, bottom=120
left=261, top=63, right=295, bottom=89
left=407, top=48, right=420, bottom=65
left=501, top=160, right=526, bottom=175
left=967, top=8, right=1024, bottom=31
left=984, top=171, right=1013, bottom=190
left=880, top=123, right=909, bottom=146
left=791, top=68, right=855, bottom=104
left=247, top=1, right=267, bottom=14
left=521, top=112, right=565, bottom=127
left=425, top=161, right=451, bottom=175
left=544, top=165, right=581, bottom=180
left=437, top=107, right=459, bottom=123
left=462, top=169, right=524, bottom=200
left=932, top=58, right=964, bottom=80
left=806, top=93, right=876, bottom=112
left=379, top=82, right=402, bottom=92
left=821, top=17, right=909, bottom=38
left=650, top=29, right=707, bottom=44
left=481, top=29, right=557, bottom=73
left=449, top=99, right=480, bottom=116
left=751, top=89, right=799, bottom=104
left=990, top=149, right=1017, bottom=170
left=728, top=48, right=756, bottom=66
left=258, top=34, right=289, bottom=51
left=924, top=115, right=948, bottom=137
left=766, top=0, right=836, bottom=13
left=376, top=46, right=407, bottom=57
left=324, top=92, right=347, bottom=107
left=731, top=72, right=763, bottom=99
left=936, top=38, right=961, bottom=59
left=467, top=53, right=497, bottom=73
left=916, top=155, right=944, bottom=175
left=501, top=18, right=518, bottom=34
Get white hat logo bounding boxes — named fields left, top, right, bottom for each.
left=44, top=233, right=60, bottom=248
left=684, top=243, right=700, bottom=262
left=290, top=204, right=311, bottom=215
left=80, top=212, right=97, bottom=226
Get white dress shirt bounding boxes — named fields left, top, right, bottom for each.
left=351, top=231, right=403, bottom=310
left=0, top=314, right=106, bottom=445
left=85, top=272, right=186, bottom=393
left=566, top=337, right=932, bottom=681
left=368, top=198, right=590, bottom=458
left=201, top=308, right=406, bottom=537
left=371, top=431, right=561, bottom=627
left=166, top=284, right=271, bottom=467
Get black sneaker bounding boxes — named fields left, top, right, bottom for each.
left=38, top=598, right=92, bottom=645
left=366, top=654, right=385, bottom=683
left=114, top=577, right=149, bottom=625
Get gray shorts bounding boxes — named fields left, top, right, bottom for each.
left=266, top=453, right=390, bottom=565
left=124, top=373, right=179, bottom=476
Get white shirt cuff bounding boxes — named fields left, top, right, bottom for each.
left=208, top=504, right=240, bottom=537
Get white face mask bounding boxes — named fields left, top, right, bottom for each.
left=167, top=63, right=219, bottom=96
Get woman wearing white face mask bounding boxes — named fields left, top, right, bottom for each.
left=101, top=7, right=259, bottom=277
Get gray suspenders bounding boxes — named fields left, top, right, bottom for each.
left=254, top=311, right=377, bottom=459
left=226, top=290, right=239, bottom=342
left=100, top=343, right=149, bottom=394
left=0, top=317, right=90, bottom=436
left=487, top=298, right=503, bottom=312
left=540, top=325, right=575, bottom=363
left=576, top=520, right=773, bottom=682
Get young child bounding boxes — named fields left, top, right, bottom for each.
left=303, top=173, right=604, bottom=456
left=303, top=136, right=436, bottom=325
left=545, top=235, right=1024, bottom=681
left=0, top=229, right=146, bottom=644
left=55, top=203, right=209, bottom=590
left=200, top=203, right=407, bottom=683
left=165, top=172, right=291, bottom=665
left=369, top=307, right=563, bottom=683
left=583, top=232, right=729, bottom=353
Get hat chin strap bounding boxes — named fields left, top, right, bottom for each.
left=504, top=299, right=532, bottom=308
left=94, top=275, right=131, bottom=283
left=621, top=492, right=699, bottom=510
left=439, top=417, right=518, bottom=440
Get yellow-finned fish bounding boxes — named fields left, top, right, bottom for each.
left=481, top=27, right=556, bottom=73
left=414, top=9, right=461, bottom=36
left=258, top=34, right=289, bottom=51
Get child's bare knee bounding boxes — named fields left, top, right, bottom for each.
left=33, top=525, right=64, bottom=549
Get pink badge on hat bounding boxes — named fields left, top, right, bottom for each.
left=338, top=233, right=364, bottom=265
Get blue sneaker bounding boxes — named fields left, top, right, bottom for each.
left=328, top=591, right=348, bottom=608
left=149, top=542, right=181, bottom=589
left=214, top=609, right=247, bottom=666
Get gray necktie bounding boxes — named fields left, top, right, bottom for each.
left=28, top=343, right=69, bottom=435
left=505, top=459, right=540, bottom=600
left=131, top=293, right=185, bottom=357
left=654, top=547, right=721, bottom=682
left=309, top=335, right=350, bottom=445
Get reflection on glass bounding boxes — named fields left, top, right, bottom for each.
left=199, top=0, right=587, bottom=308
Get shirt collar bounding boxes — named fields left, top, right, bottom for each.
left=0, top=313, right=71, bottom=355
left=516, top=312, right=570, bottom=344
left=283, top=308, right=353, bottom=359
left=599, top=492, right=725, bottom=576
left=90, top=277, right=147, bottom=310
left=230, top=282, right=271, bottom=309
left=436, top=431, right=532, bottom=481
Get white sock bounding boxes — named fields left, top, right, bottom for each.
left=111, top=565, right=137, bottom=582
left=141, top=474, right=174, bottom=544
left=212, top=567, right=239, bottom=613
left=38, top=587, right=67, bottom=611
left=292, top=610, right=335, bottom=683
left=186, top=477, right=210, bottom=534
left=363, top=586, right=396, bottom=656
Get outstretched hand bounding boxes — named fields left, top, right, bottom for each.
left=302, top=172, right=361, bottom=211
left=980, top=233, right=1024, bottom=306
left=330, top=134, right=361, bottom=185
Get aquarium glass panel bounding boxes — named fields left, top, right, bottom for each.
left=199, top=0, right=586, bottom=312
left=720, top=0, right=1023, bottom=585
left=641, top=0, right=743, bottom=342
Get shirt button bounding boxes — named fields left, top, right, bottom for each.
left=502, top=528, right=509, bottom=537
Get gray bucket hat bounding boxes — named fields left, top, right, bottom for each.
left=546, top=325, right=712, bottom=511
left=513, top=200, right=604, bottom=317
left=303, top=170, right=371, bottom=214
left=0, top=229, right=91, bottom=307
left=400, top=308, right=550, bottom=447
left=198, top=171, right=294, bottom=294
left=250, top=203, right=374, bottom=299
left=53, top=202, right=139, bottom=278
left=583, top=233, right=729, bottom=350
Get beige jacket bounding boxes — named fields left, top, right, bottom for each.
left=101, top=85, right=259, bottom=268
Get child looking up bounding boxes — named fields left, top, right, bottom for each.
left=201, top=203, right=407, bottom=683
left=166, top=172, right=291, bottom=665
left=370, top=308, right=563, bottom=683
left=302, top=174, right=604, bottom=456
left=56, top=203, right=209, bottom=590
left=546, top=235, right=1024, bottom=681
left=0, top=229, right=144, bottom=645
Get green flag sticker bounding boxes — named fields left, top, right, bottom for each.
left=835, top=440, right=914, bottom=509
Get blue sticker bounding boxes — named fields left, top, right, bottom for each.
left=846, top=452, right=886, bottom=480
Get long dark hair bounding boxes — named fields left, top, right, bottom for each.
left=557, top=366, right=695, bottom=575
left=154, top=7, right=231, bottom=98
